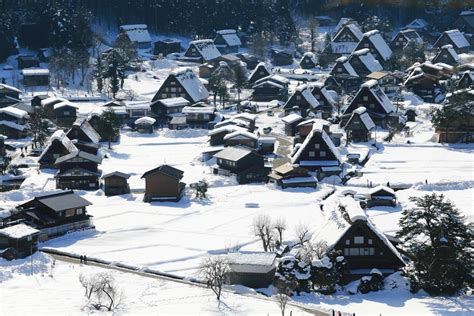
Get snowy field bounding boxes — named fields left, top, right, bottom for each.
left=0, top=253, right=314, bottom=315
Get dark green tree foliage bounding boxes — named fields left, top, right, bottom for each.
left=101, top=49, right=128, bottom=98
left=29, top=108, right=50, bottom=148
left=97, top=108, right=121, bottom=149
left=318, top=34, right=333, bottom=69
left=310, top=250, right=346, bottom=294
left=431, top=91, right=473, bottom=143
left=361, top=16, right=393, bottom=40
left=385, top=41, right=426, bottom=72
left=0, top=11, right=19, bottom=61
left=233, top=65, right=248, bottom=109
left=397, top=194, right=473, bottom=295
left=273, top=256, right=308, bottom=295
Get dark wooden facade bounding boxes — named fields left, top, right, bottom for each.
left=299, top=53, right=317, bottom=69
left=248, top=63, right=271, bottom=84
left=154, top=39, right=181, bottom=56
left=344, top=113, right=373, bottom=143
left=151, top=70, right=208, bottom=104
left=431, top=46, right=459, bottom=66
left=142, top=165, right=185, bottom=202
left=0, top=224, right=40, bottom=260
left=252, top=81, right=286, bottom=102
left=103, top=172, right=130, bottom=196
left=271, top=50, right=293, bottom=66
left=333, top=220, right=405, bottom=270
left=54, top=104, right=77, bottom=127
left=434, top=30, right=470, bottom=53
left=214, top=147, right=267, bottom=184
left=17, top=55, right=40, bottom=69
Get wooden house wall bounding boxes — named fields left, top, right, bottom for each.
left=152, top=75, right=192, bottom=103
left=144, top=173, right=180, bottom=200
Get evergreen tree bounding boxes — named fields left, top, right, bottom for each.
left=233, top=65, right=248, bottom=110
left=208, top=74, right=223, bottom=107
left=317, top=34, right=332, bottom=69
left=29, top=108, right=50, bottom=148
left=94, top=56, right=104, bottom=93
left=397, top=194, right=473, bottom=295
left=310, top=250, right=346, bottom=294
left=97, top=108, right=121, bottom=149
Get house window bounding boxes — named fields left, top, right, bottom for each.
left=360, top=248, right=371, bottom=256
left=296, top=95, right=301, bottom=101
left=349, top=248, right=360, bottom=256
left=76, top=208, right=83, bottom=215
left=170, top=81, right=176, bottom=85
left=368, top=238, right=373, bottom=245
left=363, top=96, right=369, bottom=101
left=337, top=67, right=342, bottom=72
left=308, top=151, right=315, bottom=157
left=369, top=104, right=375, bottom=109
left=65, top=209, right=75, bottom=217
left=319, top=151, right=326, bottom=157
left=89, top=183, right=96, bottom=188
left=53, top=154, right=60, bottom=159
left=345, top=239, right=350, bottom=245
left=27, top=235, right=32, bottom=241
left=364, top=43, right=369, bottom=48
left=63, top=111, right=70, bottom=115
left=354, top=236, right=364, bottom=244
left=314, top=143, right=320, bottom=149
left=191, top=48, right=196, bottom=53
left=161, top=93, right=167, bottom=98
left=442, top=54, right=447, bottom=58
left=171, top=87, right=177, bottom=93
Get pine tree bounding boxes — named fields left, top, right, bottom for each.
left=233, top=65, right=248, bottom=111
left=397, top=194, right=473, bottom=295
left=29, top=107, right=50, bottom=148
left=97, top=108, right=120, bottom=149
left=94, top=56, right=104, bottom=93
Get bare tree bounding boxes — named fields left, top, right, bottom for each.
left=199, top=256, right=230, bottom=301
left=294, top=223, right=313, bottom=246
left=252, top=214, right=275, bottom=252
left=308, top=16, right=319, bottom=52
left=79, top=272, right=124, bottom=311
left=273, top=217, right=287, bottom=246
left=297, top=241, right=328, bottom=264
left=275, top=282, right=293, bottom=316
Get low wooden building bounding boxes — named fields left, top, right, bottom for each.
left=432, top=44, right=461, bottom=66
left=291, top=122, right=342, bottom=178
left=365, top=71, right=403, bottom=95
left=102, top=171, right=130, bottom=196
left=142, top=165, right=185, bottom=202
left=331, top=23, right=364, bottom=55
left=150, top=97, right=190, bottom=122
left=368, top=185, right=397, bottom=207
left=119, top=24, right=152, bottom=49
left=248, top=62, right=271, bottom=84
left=236, top=53, right=259, bottom=70
left=283, top=85, right=320, bottom=117
left=353, top=30, right=392, bottom=65
left=214, top=29, right=241, bottom=54
left=341, top=80, right=396, bottom=128
left=38, top=130, right=78, bottom=168
left=433, top=29, right=470, bottom=53
left=0, top=223, right=40, bottom=260
left=184, top=39, right=221, bottom=63
left=53, top=101, right=78, bottom=127
left=389, top=29, right=423, bottom=52
left=152, top=68, right=209, bottom=104
left=282, top=113, right=304, bottom=136
left=40, top=96, right=67, bottom=119
left=22, top=68, right=50, bottom=86
left=0, top=121, right=27, bottom=139
left=30, top=94, right=49, bottom=108
left=224, top=131, right=258, bottom=149
left=268, top=163, right=317, bottom=189
left=309, top=82, right=337, bottom=119
left=11, top=190, right=92, bottom=240
left=213, top=147, right=266, bottom=184
left=168, top=115, right=188, bottom=130
left=66, top=119, right=101, bottom=144
left=134, top=116, right=156, bottom=133
left=347, top=49, right=383, bottom=78
left=54, top=151, right=102, bottom=190
left=226, top=252, right=277, bottom=288
left=271, top=49, right=293, bottom=66
left=299, top=52, right=317, bottom=69
left=154, top=39, right=181, bottom=56
left=17, top=55, right=40, bottom=69
left=182, top=104, right=216, bottom=129
left=0, top=84, right=21, bottom=108
left=343, top=106, right=375, bottom=143
left=313, top=196, right=405, bottom=273
left=252, top=79, right=287, bottom=102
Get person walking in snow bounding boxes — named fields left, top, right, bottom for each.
left=84, top=255, right=87, bottom=264
left=79, top=255, right=83, bottom=263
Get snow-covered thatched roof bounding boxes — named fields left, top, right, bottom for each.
left=189, top=39, right=221, bottom=61
left=0, top=223, right=39, bottom=239
left=173, top=68, right=209, bottom=103
left=119, top=24, right=152, bottom=44
left=215, top=29, right=242, bottom=47
left=39, top=130, right=78, bottom=161
left=442, top=29, right=470, bottom=49
left=0, top=106, right=29, bottom=119
left=360, top=80, right=395, bottom=114
left=362, top=30, right=392, bottom=61
left=350, top=49, right=383, bottom=73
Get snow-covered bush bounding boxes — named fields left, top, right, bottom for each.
left=357, top=269, right=384, bottom=294
left=310, top=250, right=347, bottom=294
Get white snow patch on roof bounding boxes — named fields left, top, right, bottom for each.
left=0, top=223, right=39, bottom=239
left=189, top=39, right=221, bottom=61
left=120, top=24, right=152, bottom=44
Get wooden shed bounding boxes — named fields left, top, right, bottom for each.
left=141, top=165, right=185, bottom=202
left=102, top=171, right=131, bottom=196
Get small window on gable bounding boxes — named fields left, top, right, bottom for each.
left=363, top=96, right=369, bottom=101
left=368, top=238, right=373, bottom=245
left=345, top=239, right=350, bottom=245
left=320, top=151, right=326, bottom=157
left=314, top=143, right=320, bottom=149
left=308, top=151, right=315, bottom=157
left=354, top=236, right=364, bottom=244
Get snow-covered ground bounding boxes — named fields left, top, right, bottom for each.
left=1, top=253, right=314, bottom=315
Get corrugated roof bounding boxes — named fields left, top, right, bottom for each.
left=33, top=190, right=91, bottom=212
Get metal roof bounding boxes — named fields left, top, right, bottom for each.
left=33, top=190, right=92, bottom=212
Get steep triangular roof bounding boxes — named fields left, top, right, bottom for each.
left=141, top=165, right=184, bottom=180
